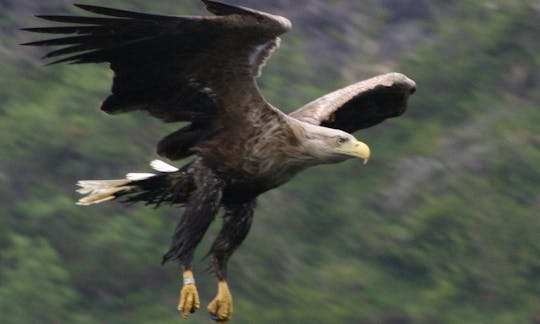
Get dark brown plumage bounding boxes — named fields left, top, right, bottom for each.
left=23, top=1, right=416, bottom=322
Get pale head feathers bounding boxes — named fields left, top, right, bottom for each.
left=287, top=118, right=366, bottom=164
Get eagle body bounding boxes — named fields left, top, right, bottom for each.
left=23, top=1, right=416, bottom=322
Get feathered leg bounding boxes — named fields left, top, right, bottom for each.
left=207, top=200, right=256, bottom=323
left=162, top=160, right=224, bottom=319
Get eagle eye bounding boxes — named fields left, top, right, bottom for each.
left=337, top=137, right=348, bottom=145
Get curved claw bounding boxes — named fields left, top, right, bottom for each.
left=207, top=281, right=233, bottom=322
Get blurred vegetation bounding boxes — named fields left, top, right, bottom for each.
left=1, top=0, right=539, bottom=323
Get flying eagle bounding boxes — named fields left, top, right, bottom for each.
left=23, top=0, right=416, bottom=322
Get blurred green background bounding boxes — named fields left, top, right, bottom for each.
left=1, top=0, right=539, bottom=323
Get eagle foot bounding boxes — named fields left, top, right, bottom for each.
left=177, top=271, right=200, bottom=319
left=207, top=281, right=233, bottom=322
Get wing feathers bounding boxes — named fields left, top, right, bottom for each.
left=202, top=0, right=260, bottom=16
left=21, top=26, right=105, bottom=34
left=43, top=44, right=99, bottom=59
left=203, top=0, right=291, bottom=33
left=24, top=5, right=199, bottom=64
left=33, top=14, right=129, bottom=25
left=24, top=2, right=291, bottom=160
left=290, top=73, right=416, bottom=133
left=73, top=4, right=181, bottom=21
left=22, top=35, right=117, bottom=47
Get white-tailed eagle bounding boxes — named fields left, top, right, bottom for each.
left=23, top=0, right=416, bottom=322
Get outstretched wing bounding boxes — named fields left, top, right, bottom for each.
left=22, top=0, right=291, bottom=160
left=289, top=73, right=416, bottom=133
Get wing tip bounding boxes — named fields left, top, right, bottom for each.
left=73, top=3, right=92, bottom=9
left=34, top=14, right=60, bottom=21
left=72, top=3, right=125, bottom=16
left=72, top=3, right=100, bottom=14
left=382, top=72, right=417, bottom=93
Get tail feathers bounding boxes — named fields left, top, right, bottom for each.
left=76, top=179, right=135, bottom=206
left=126, top=173, right=156, bottom=181
left=76, top=160, right=188, bottom=207
left=150, top=160, right=179, bottom=172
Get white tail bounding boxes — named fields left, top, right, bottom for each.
left=126, top=173, right=156, bottom=181
left=150, top=160, right=179, bottom=172
left=76, top=179, right=135, bottom=206
left=76, top=160, right=178, bottom=206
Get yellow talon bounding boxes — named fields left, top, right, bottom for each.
left=177, top=270, right=200, bottom=319
left=207, top=280, right=233, bottom=322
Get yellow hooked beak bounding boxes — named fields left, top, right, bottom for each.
left=339, top=140, right=371, bottom=164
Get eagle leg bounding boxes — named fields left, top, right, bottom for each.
left=160, top=159, right=223, bottom=319
left=178, top=269, right=200, bottom=319
left=207, top=200, right=256, bottom=322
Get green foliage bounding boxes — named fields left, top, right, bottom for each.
left=0, top=235, right=88, bottom=324
left=1, top=1, right=539, bottom=323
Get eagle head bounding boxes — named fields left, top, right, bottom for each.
left=293, top=121, right=371, bottom=165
